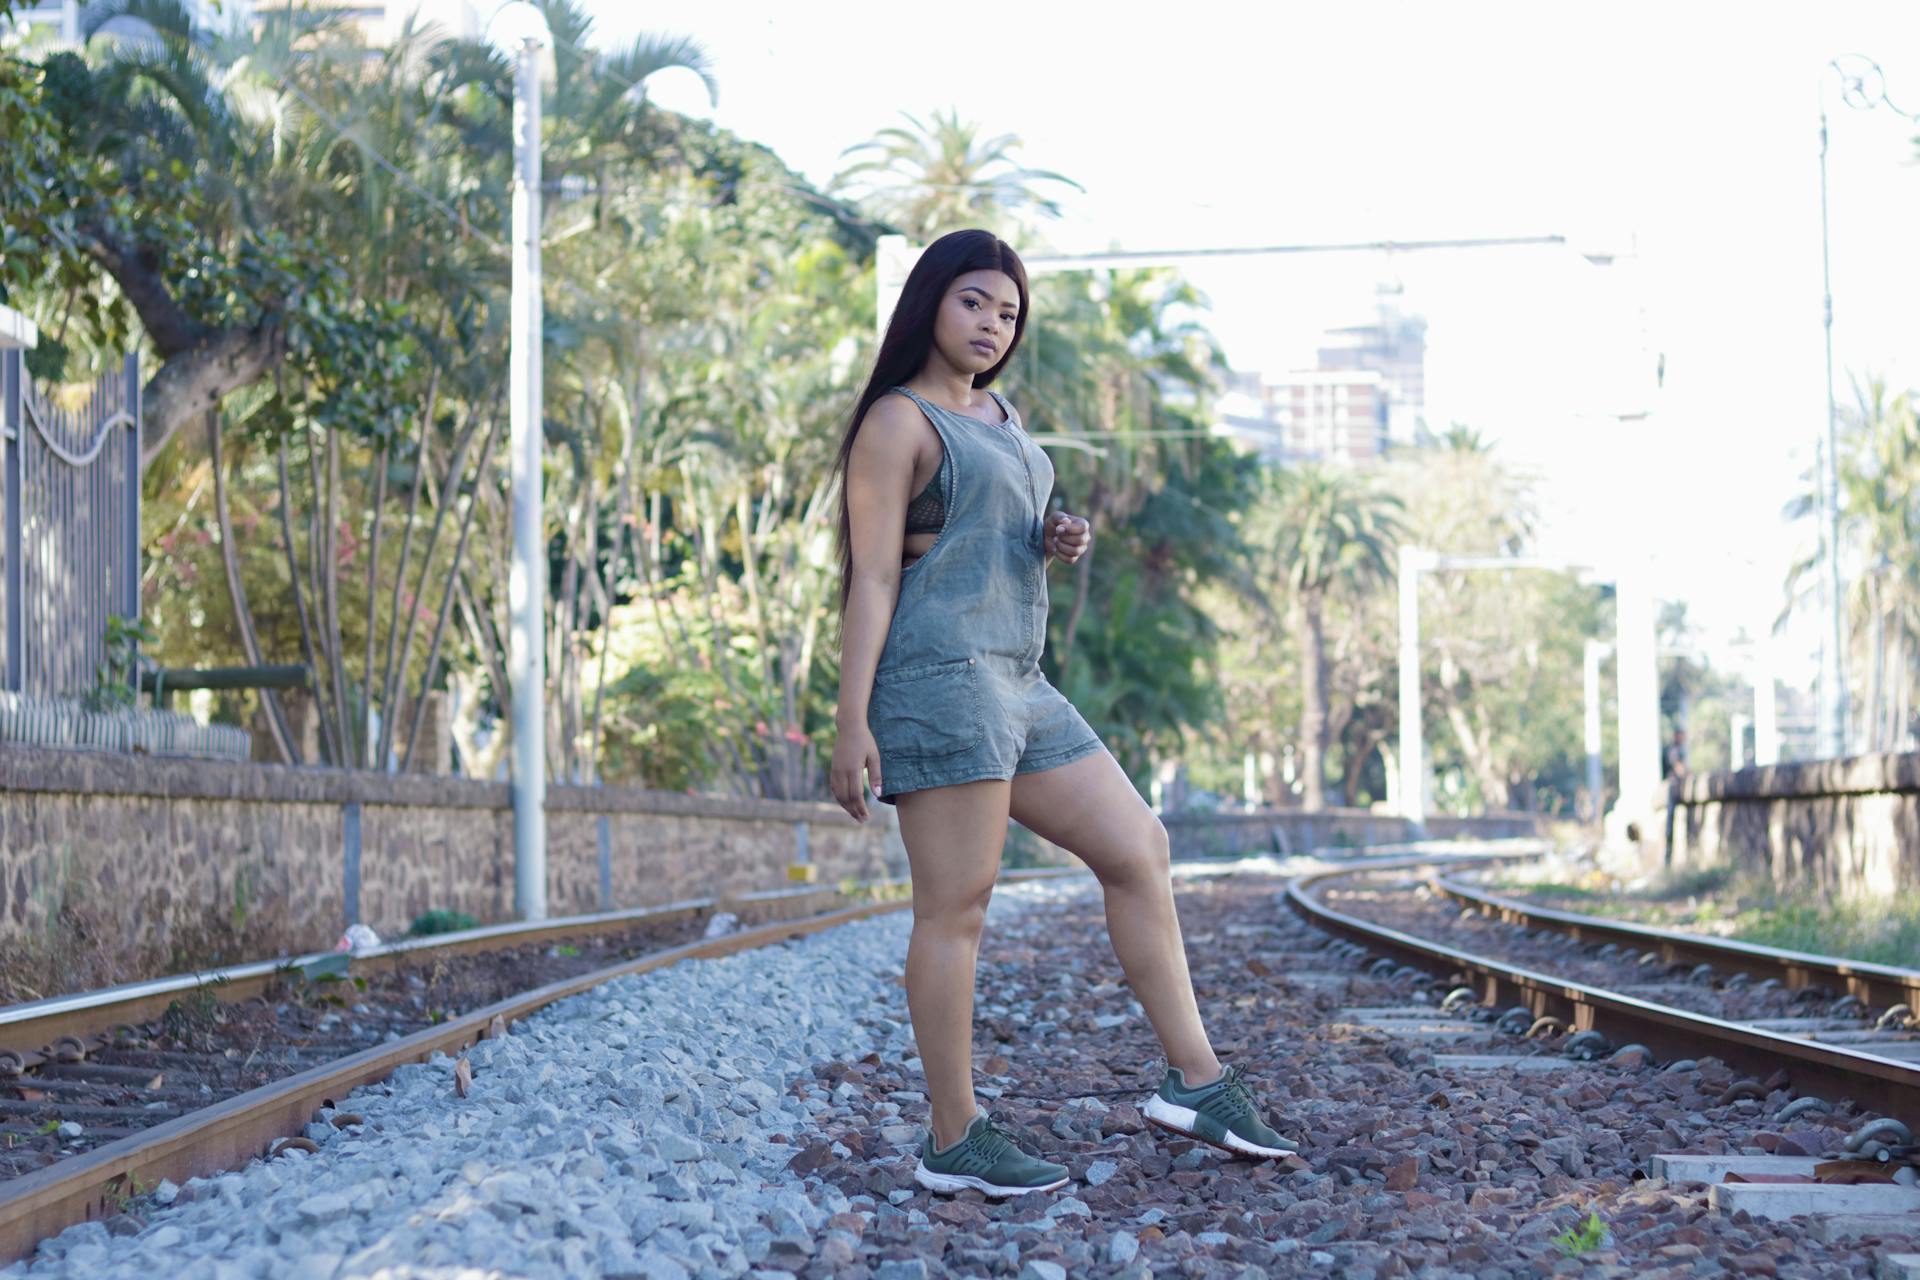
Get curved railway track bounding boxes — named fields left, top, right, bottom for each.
left=1288, top=860, right=1920, bottom=1157
left=1433, top=870, right=1920, bottom=1014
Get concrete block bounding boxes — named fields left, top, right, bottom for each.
left=1651, top=1155, right=1918, bottom=1186
left=1878, top=1254, right=1920, bottom=1279
left=1432, top=1054, right=1580, bottom=1072
left=1813, top=1216, right=1920, bottom=1244
left=1709, top=1181, right=1920, bottom=1220
left=1336, top=1020, right=1484, bottom=1038
left=1283, top=973, right=1351, bottom=991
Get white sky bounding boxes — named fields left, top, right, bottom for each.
left=587, top=0, right=1920, bottom=689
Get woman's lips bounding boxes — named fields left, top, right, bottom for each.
left=971, top=341, right=995, bottom=355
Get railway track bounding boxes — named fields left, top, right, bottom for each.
left=0, top=874, right=1054, bottom=1265
left=3, top=843, right=1916, bottom=1277
left=1289, top=861, right=1920, bottom=1165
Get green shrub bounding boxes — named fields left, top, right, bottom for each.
left=408, top=908, right=479, bottom=937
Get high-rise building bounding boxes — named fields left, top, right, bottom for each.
left=1218, top=285, right=1429, bottom=467
left=1313, top=284, right=1428, bottom=448
left=1267, top=369, right=1390, bottom=464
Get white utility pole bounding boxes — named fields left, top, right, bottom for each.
left=503, top=5, right=548, bottom=919
left=1753, top=639, right=1782, bottom=766
left=876, top=235, right=919, bottom=343
left=1614, top=564, right=1662, bottom=818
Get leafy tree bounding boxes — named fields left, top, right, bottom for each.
left=1259, top=466, right=1403, bottom=811
left=1385, top=441, right=1603, bottom=814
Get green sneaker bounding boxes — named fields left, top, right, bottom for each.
left=913, top=1109, right=1071, bottom=1197
left=1143, top=1063, right=1299, bottom=1158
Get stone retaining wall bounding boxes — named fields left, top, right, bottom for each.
left=0, top=747, right=896, bottom=961
left=1662, top=751, right=1920, bottom=899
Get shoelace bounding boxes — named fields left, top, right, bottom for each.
left=952, top=1113, right=1018, bottom=1172
left=1205, top=1064, right=1259, bottom=1126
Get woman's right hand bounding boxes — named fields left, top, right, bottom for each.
left=830, top=723, right=884, bottom=822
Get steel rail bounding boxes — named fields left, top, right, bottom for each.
left=0, top=898, right=721, bottom=1061
left=1432, top=872, right=1920, bottom=1011
left=0, top=868, right=1085, bottom=1265
left=0, top=884, right=874, bottom=1064
left=1286, top=863, right=1920, bottom=1130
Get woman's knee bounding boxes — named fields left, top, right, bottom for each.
left=912, top=877, right=995, bottom=935
left=1099, top=820, right=1171, bottom=888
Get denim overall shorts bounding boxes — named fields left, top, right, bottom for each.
left=868, top=385, right=1105, bottom=805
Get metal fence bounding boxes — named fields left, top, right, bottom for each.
left=0, top=351, right=141, bottom=698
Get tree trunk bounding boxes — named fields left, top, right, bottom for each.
left=1299, top=587, right=1328, bottom=812
left=207, top=410, right=297, bottom=765
left=402, top=411, right=506, bottom=773
left=277, top=440, right=334, bottom=765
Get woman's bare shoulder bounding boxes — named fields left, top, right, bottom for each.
left=852, top=391, right=936, bottom=460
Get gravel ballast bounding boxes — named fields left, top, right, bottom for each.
left=1, top=877, right=1089, bottom=1280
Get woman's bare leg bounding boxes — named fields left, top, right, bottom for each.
left=1009, top=749, right=1221, bottom=1085
left=894, top=777, right=1013, bottom=1148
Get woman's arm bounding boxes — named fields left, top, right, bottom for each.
left=831, top=395, right=923, bottom=819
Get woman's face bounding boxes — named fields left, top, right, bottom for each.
left=932, top=269, right=1021, bottom=377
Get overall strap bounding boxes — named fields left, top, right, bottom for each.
left=888, top=386, right=959, bottom=512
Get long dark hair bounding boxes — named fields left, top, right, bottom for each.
left=831, top=229, right=1030, bottom=625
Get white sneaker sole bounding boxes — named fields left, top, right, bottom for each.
left=1141, top=1092, right=1299, bottom=1159
left=912, top=1161, right=1070, bottom=1197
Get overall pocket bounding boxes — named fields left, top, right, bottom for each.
left=868, top=657, right=983, bottom=762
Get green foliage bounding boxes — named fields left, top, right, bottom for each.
left=1551, top=1211, right=1608, bottom=1257
left=3, top=8, right=1641, bottom=814
left=408, top=908, right=479, bottom=937
left=82, top=614, right=156, bottom=712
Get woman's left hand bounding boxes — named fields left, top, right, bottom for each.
left=1045, top=512, right=1092, bottom=565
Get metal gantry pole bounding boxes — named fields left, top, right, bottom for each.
left=1809, top=54, right=1918, bottom=758
left=509, top=29, right=548, bottom=920
left=1816, top=96, right=1847, bottom=759
left=1397, top=546, right=1426, bottom=832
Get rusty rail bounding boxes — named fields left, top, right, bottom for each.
left=1431, top=872, right=1920, bottom=1012
left=1287, top=862, right=1920, bottom=1130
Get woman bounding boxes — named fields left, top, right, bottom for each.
left=829, top=229, right=1297, bottom=1198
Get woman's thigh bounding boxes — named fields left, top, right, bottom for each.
left=1008, top=747, right=1166, bottom=884
left=896, top=777, right=1014, bottom=919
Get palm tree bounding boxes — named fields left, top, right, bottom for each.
left=1264, top=466, right=1404, bottom=810
left=829, top=107, right=1082, bottom=240
left=1782, top=375, right=1920, bottom=751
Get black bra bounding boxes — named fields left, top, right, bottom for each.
left=904, top=458, right=946, bottom=534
